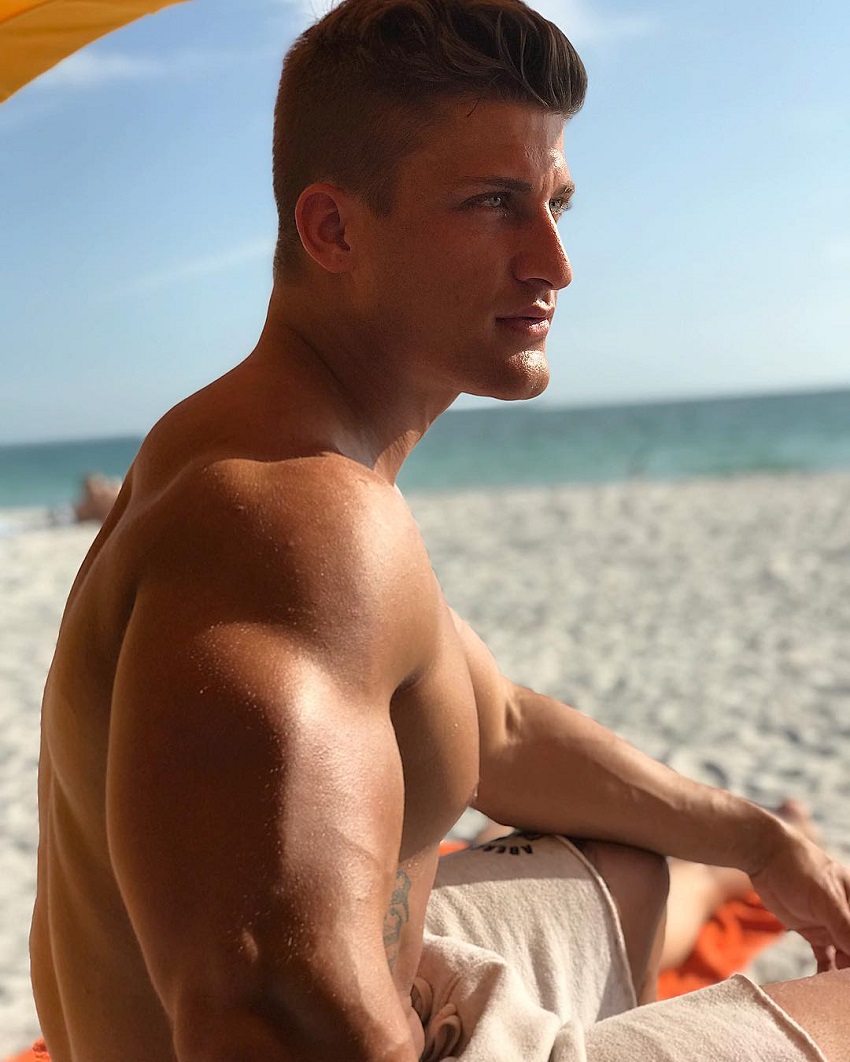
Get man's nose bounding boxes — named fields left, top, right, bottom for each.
left=513, top=215, right=573, bottom=291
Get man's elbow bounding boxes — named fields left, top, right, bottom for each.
left=172, top=1001, right=288, bottom=1060
left=171, top=990, right=417, bottom=1062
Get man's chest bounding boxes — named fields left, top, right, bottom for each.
left=390, top=613, right=481, bottom=856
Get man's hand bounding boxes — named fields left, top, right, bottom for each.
left=750, top=823, right=850, bottom=972
left=406, top=1002, right=426, bottom=1059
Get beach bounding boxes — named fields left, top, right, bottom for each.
left=3, top=470, right=850, bottom=1050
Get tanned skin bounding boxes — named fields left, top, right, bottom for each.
left=31, top=100, right=850, bottom=1062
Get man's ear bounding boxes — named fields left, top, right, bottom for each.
left=294, top=183, right=357, bottom=274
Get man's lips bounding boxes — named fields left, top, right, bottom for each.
left=495, top=305, right=554, bottom=336
left=496, top=304, right=555, bottom=323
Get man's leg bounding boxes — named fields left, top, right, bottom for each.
left=763, top=969, right=850, bottom=1060
left=576, top=839, right=670, bottom=1004
left=661, top=858, right=752, bottom=969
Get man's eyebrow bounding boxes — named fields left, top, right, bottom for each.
left=457, top=176, right=576, bottom=199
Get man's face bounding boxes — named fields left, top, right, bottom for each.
left=350, top=98, right=573, bottom=402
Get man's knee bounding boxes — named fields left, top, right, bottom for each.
left=579, top=839, right=670, bottom=914
left=577, top=840, right=669, bottom=1002
left=763, top=969, right=850, bottom=1061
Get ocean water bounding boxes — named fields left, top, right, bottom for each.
left=2, top=388, right=850, bottom=513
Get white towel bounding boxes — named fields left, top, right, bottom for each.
left=418, top=834, right=826, bottom=1061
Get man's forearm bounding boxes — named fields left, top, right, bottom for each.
left=475, top=684, right=786, bottom=876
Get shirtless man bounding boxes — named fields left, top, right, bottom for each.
left=30, top=1, right=850, bottom=1060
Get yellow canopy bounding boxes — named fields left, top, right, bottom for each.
left=0, top=0, right=193, bottom=102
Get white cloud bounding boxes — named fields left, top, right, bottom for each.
left=527, top=0, right=654, bottom=45
left=825, top=237, right=850, bottom=267
left=115, top=238, right=275, bottom=296
left=285, top=0, right=338, bottom=21
left=269, top=0, right=655, bottom=44
left=786, top=102, right=849, bottom=138
left=30, top=42, right=271, bottom=95
left=264, top=0, right=337, bottom=40
left=34, top=51, right=166, bottom=90
left=270, top=0, right=339, bottom=20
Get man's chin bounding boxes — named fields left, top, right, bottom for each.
left=467, top=350, right=550, bottom=402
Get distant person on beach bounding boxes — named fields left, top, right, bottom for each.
left=69, top=474, right=121, bottom=524
left=46, top=474, right=121, bottom=527
left=0, top=475, right=123, bottom=536
left=29, top=2, right=850, bottom=1061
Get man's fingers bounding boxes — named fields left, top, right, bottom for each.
left=825, top=877, right=850, bottom=958
left=814, top=945, right=836, bottom=973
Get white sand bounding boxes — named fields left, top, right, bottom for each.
left=3, top=471, right=850, bottom=1051
left=0, top=524, right=97, bottom=1051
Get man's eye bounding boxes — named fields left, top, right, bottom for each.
left=475, top=193, right=509, bottom=210
left=550, top=197, right=572, bottom=219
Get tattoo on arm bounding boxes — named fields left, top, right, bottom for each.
left=382, top=868, right=412, bottom=971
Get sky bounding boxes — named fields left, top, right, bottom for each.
left=0, top=0, right=848, bottom=444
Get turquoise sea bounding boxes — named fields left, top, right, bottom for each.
left=2, top=388, right=850, bottom=513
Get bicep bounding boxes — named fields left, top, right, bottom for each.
left=107, top=582, right=406, bottom=1029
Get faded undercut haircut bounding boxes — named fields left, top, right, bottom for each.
left=272, top=0, right=587, bottom=277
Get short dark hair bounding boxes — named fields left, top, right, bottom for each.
left=272, top=0, right=587, bottom=276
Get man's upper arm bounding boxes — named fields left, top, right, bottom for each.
left=451, top=610, right=565, bottom=828
left=107, top=466, right=430, bottom=1058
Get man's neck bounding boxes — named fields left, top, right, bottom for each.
left=251, top=287, right=460, bottom=484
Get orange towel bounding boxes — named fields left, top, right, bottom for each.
left=438, top=838, right=469, bottom=856
left=7, top=1040, right=49, bottom=1062
left=657, top=889, right=786, bottom=999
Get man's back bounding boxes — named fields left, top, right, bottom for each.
left=31, top=355, right=482, bottom=1060
left=29, top=5, right=591, bottom=1054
